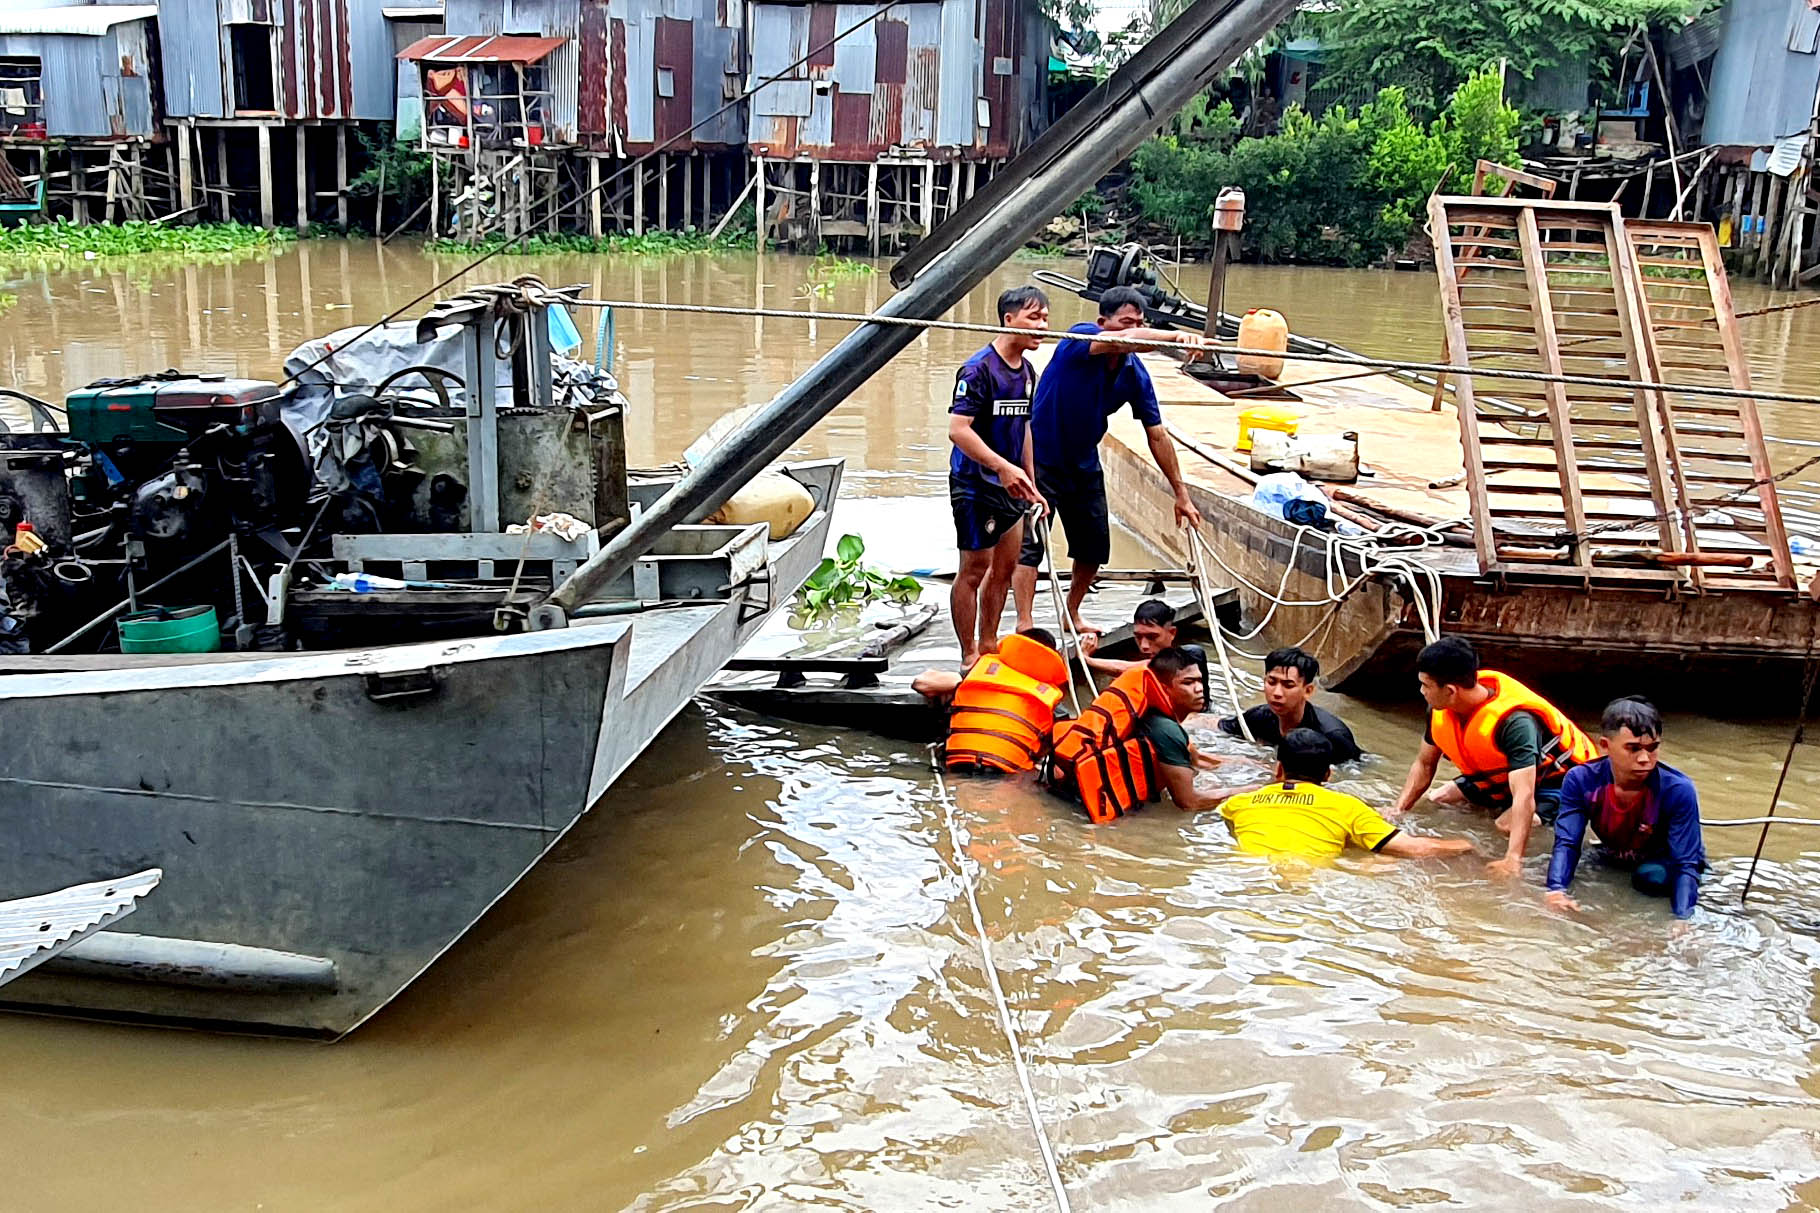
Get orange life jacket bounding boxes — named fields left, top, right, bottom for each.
left=945, top=634, right=1067, bottom=774
left=1428, top=669, right=1596, bottom=804
left=1047, top=666, right=1178, bottom=824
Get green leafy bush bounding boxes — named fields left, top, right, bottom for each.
left=1125, top=69, right=1521, bottom=265
left=426, top=228, right=751, bottom=256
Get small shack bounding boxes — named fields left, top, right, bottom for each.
left=1693, top=0, right=1820, bottom=285
left=399, top=0, right=751, bottom=241
left=157, top=0, right=400, bottom=230
left=745, top=0, right=1049, bottom=250
left=0, top=4, right=161, bottom=222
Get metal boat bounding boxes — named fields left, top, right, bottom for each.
left=0, top=283, right=840, bottom=1037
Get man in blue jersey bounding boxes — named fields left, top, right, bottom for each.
left=1546, top=696, right=1706, bottom=919
left=948, top=285, right=1050, bottom=666
left=1012, top=285, right=1205, bottom=636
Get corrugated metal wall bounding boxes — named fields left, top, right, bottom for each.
left=158, top=0, right=228, bottom=118
left=159, top=0, right=395, bottom=121
left=1703, top=0, right=1820, bottom=147
left=590, top=0, right=744, bottom=153
left=0, top=23, right=158, bottom=137
left=746, top=0, right=1040, bottom=161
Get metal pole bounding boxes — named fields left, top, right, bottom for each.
left=543, top=0, right=1299, bottom=618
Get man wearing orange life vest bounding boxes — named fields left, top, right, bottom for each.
left=1389, top=636, right=1597, bottom=879
left=1050, top=646, right=1243, bottom=821
left=917, top=627, right=1068, bottom=775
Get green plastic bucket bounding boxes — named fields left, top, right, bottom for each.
left=118, top=605, right=221, bottom=654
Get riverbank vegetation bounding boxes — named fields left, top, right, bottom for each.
left=1125, top=70, right=1520, bottom=265
left=0, top=220, right=293, bottom=265
left=427, top=221, right=755, bottom=258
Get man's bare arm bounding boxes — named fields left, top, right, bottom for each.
left=1087, top=327, right=1201, bottom=358
left=1390, top=741, right=1444, bottom=816
left=912, top=669, right=962, bottom=701
left=1487, top=764, right=1539, bottom=878
left=1378, top=833, right=1477, bottom=859
left=1157, top=762, right=1263, bottom=812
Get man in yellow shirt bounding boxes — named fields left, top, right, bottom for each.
left=1221, top=730, right=1478, bottom=861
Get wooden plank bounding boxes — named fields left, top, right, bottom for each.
left=1429, top=195, right=1500, bottom=572
left=1682, top=222, right=1794, bottom=584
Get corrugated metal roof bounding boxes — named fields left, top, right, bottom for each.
left=398, top=33, right=568, bottom=62
left=0, top=5, right=158, bottom=37
left=0, top=869, right=161, bottom=989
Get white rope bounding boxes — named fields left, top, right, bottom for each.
left=1182, top=526, right=1256, bottom=742
left=930, top=760, right=1072, bottom=1213
left=561, top=295, right=1820, bottom=411
left=1036, top=512, right=1095, bottom=711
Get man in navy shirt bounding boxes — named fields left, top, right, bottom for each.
left=1547, top=696, right=1706, bottom=918
left=1012, top=286, right=1205, bottom=636
left=947, top=285, right=1049, bottom=665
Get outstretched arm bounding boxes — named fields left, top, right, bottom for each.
left=1390, top=741, right=1444, bottom=816
left=1087, top=326, right=1201, bottom=358
left=1378, top=833, right=1477, bottom=859
left=1487, top=764, right=1538, bottom=879
left=1144, top=424, right=1203, bottom=529
left=1156, top=762, right=1259, bottom=812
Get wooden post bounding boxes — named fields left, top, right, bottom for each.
left=809, top=157, right=820, bottom=247
left=1729, top=167, right=1748, bottom=247
left=215, top=127, right=230, bottom=221
left=921, top=159, right=934, bottom=235
left=658, top=152, right=669, bottom=230
left=1748, top=171, right=1768, bottom=254
left=588, top=155, right=602, bottom=237
left=294, top=125, right=310, bottom=235
left=1642, top=159, right=1656, bottom=219
left=429, top=150, right=440, bottom=237
left=1760, top=173, right=1784, bottom=277
left=335, top=125, right=349, bottom=229
left=103, top=147, right=120, bottom=222
left=867, top=160, right=879, bottom=256
left=634, top=159, right=645, bottom=235
left=682, top=154, right=694, bottom=230
left=257, top=124, right=275, bottom=229
left=754, top=154, right=765, bottom=251
left=177, top=121, right=194, bottom=215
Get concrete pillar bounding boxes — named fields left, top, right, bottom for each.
left=257, top=124, right=275, bottom=229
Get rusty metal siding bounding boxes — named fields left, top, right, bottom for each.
left=157, top=0, right=230, bottom=118
left=579, top=0, right=609, bottom=135
left=276, top=0, right=396, bottom=120
left=652, top=16, right=691, bottom=143
left=0, top=22, right=160, bottom=138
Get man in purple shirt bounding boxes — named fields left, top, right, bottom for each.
left=947, top=285, right=1049, bottom=666
left=1547, top=696, right=1706, bottom=919
left=1011, top=286, right=1205, bottom=636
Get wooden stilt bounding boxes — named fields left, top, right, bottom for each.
left=177, top=120, right=194, bottom=215
left=429, top=151, right=440, bottom=237
left=294, top=126, right=309, bottom=235
left=257, top=125, right=275, bottom=229
left=657, top=152, right=669, bottom=230
left=103, top=147, right=120, bottom=222
left=335, top=125, right=349, bottom=229
left=634, top=159, right=645, bottom=235
left=129, top=143, right=145, bottom=220
left=921, top=160, right=934, bottom=235
left=867, top=160, right=879, bottom=256
left=588, top=155, right=602, bottom=237
left=809, top=157, right=820, bottom=248
left=754, top=154, right=765, bottom=251
left=682, top=153, right=694, bottom=230
left=214, top=127, right=230, bottom=221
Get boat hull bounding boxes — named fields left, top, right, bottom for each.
left=0, top=459, right=841, bottom=1037
left=1100, top=438, right=1818, bottom=713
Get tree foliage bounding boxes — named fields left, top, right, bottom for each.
left=1316, top=0, right=1713, bottom=106
left=1127, top=70, right=1523, bottom=265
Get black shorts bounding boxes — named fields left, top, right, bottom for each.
left=950, top=474, right=1027, bottom=552
left=1020, top=465, right=1110, bottom=568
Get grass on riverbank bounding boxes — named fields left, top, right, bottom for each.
left=0, top=219, right=294, bottom=265
left=425, top=229, right=754, bottom=257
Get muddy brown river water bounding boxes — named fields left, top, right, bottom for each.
left=5, top=244, right=1820, bottom=1209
